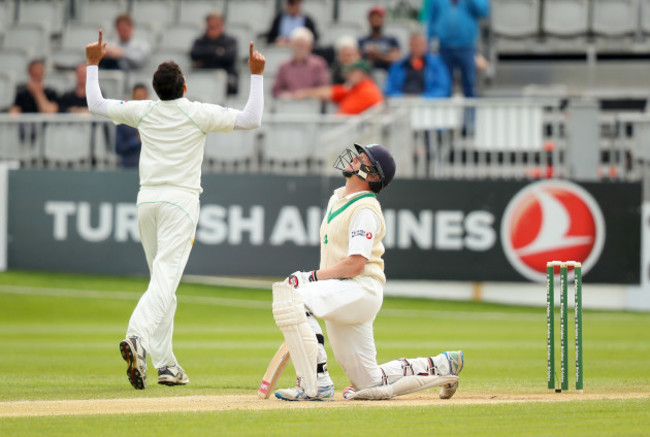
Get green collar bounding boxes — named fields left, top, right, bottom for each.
left=327, top=193, right=376, bottom=223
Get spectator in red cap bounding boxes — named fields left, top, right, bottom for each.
left=358, top=6, right=401, bottom=71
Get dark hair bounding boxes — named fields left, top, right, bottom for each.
left=152, top=62, right=185, bottom=101
left=115, top=13, right=133, bottom=27
left=28, top=58, right=45, bottom=70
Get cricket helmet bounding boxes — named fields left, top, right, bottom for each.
left=334, top=143, right=396, bottom=193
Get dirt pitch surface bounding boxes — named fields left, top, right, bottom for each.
left=2, top=392, right=648, bottom=417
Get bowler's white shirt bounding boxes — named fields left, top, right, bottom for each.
left=107, top=98, right=236, bottom=194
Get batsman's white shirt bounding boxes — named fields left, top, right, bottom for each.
left=300, top=188, right=386, bottom=389
left=107, top=98, right=237, bottom=194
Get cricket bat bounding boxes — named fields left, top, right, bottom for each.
left=257, top=342, right=290, bottom=399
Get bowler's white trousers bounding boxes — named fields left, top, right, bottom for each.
left=299, top=276, right=385, bottom=390
left=126, top=188, right=199, bottom=369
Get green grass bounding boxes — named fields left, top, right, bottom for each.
left=0, top=270, right=649, bottom=436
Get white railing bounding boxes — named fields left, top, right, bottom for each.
left=1, top=99, right=649, bottom=182
left=0, top=113, right=117, bottom=169
left=387, top=97, right=568, bottom=180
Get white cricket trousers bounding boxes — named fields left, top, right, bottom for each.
left=299, top=277, right=385, bottom=390
left=127, top=188, right=199, bottom=369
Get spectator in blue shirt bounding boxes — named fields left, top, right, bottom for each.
left=427, top=0, right=489, bottom=97
left=115, top=84, right=148, bottom=168
left=358, top=6, right=401, bottom=71
left=384, top=32, right=451, bottom=98
left=267, top=0, right=319, bottom=46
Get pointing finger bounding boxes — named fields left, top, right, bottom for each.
left=98, top=28, right=103, bottom=45
left=249, top=41, right=254, bottom=59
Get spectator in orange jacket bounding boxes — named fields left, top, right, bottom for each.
left=291, top=60, right=383, bottom=115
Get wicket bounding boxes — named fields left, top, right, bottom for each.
left=546, top=261, right=583, bottom=393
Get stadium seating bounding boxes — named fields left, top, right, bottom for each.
left=258, top=45, right=292, bottom=77
left=184, top=70, right=228, bottom=105
left=226, top=0, right=275, bottom=30
left=226, top=23, right=255, bottom=62
left=542, top=0, right=589, bottom=37
left=0, top=70, right=15, bottom=111
left=76, top=0, right=129, bottom=27
left=260, top=118, right=323, bottom=173
left=178, top=0, right=226, bottom=26
left=92, top=122, right=118, bottom=169
left=97, top=70, right=127, bottom=99
left=318, top=21, right=365, bottom=46
left=271, top=99, right=323, bottom=115
left=43, top=121, right=93, bottom=168
left=642, top=0, right=650, bottom=35
left=3, top=23, right=49, bottom=58
left=52, top=24, right=102, bottom=69
left=591, top=0, right=639, bottom=37
left=301, top=0, right=333, bottom=37
left=159, top=23, right=201, bottom=52
left=16, top=0, right=66, bottom=36
left=2, top=0, right=650, bottom=177
left=143, top=49, right=192, bottom=78
left=338, top=0, right=391, bottom=22
left=132, top=0, right=176, bottom=34
left=204, top=127, right=258, bottom=172
left=0, top=121, right=24, bottom=161
left=491, top=0, right=540, bottom=38
left=0, top=48, right=30, bottom=79
left=46, top=71, right=76, bottom=95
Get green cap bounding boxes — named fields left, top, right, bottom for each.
left=343, top=59, right=372, bottom=75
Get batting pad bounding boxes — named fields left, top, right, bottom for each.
left=272, top=282, right=318, bottom=397
left=344, top=375, right=458, bottom=400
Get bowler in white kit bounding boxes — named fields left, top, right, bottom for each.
left=273, top=144, right=464, bottom=400
left=85, top=30, right=266, bottom=389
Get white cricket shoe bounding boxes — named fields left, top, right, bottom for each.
left=119, top=337, right=147, bottom=390
left=275, top=382, right=335, bottom=401
left=435, top=350, right=464, bottom=399
left=158, top=364, right=190, bottom=386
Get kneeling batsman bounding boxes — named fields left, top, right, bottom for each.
left=271, top=143, right=464, bottom=401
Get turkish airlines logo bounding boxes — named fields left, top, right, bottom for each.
left=501, top=180, right=605, bottom=282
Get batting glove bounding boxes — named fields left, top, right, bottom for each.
left=287, top=270, right=318, bottom=289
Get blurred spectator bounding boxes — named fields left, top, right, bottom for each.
left=9, top=59, right=58, bottom=114
left=427, top=0, right=489, bottom=97
left=100, top=13, right=151, bottom=71
left=115, top=84, right=148, bottom=168
left=358, top=6, right=401, bottom=71
left=384, top=32, right=451, bottom=98
left=58, top=64, right=90, bottom=113
left=330, top=36, right=361, bottom=85
left=272, top=27, right=329, bottom=99
left=266, top=0, right=319, bottom=46
left=292, top=60, right=383, bottom=115
left=190, top=12, right=239, bottom=95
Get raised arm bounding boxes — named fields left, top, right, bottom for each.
left=234, top=42, right=265, bottom=130
left=85, top=29, right=110, bottom=116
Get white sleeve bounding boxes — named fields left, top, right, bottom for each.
left=86, top=65, right=112, bottom=117
left=234, top=75, right=263, bottom=130
left=348, top=208, right=381, bottom=259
